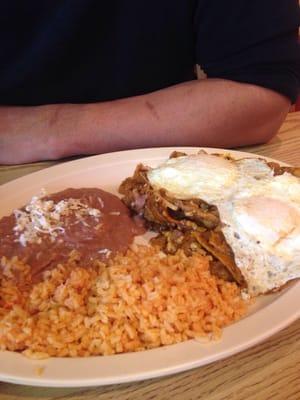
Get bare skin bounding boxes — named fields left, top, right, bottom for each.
left=0, top=78, right=290, bottom=165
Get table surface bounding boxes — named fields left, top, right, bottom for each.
left=0, top=112, right=299, bottom=400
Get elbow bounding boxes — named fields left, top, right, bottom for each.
left=250, top=125, right=281, bottom=147
left=235, top=93, right=291, bottom=148
left=253, top=105, right=290, bottom=145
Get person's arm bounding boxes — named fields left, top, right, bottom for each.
left=0, top=78, right=290, bottom=164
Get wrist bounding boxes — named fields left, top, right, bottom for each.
left=46, top=103, right=91, bottom=160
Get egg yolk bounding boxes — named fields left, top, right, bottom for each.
left=234, top=196, right=300, bottom=248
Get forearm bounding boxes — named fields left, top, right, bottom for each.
left=80, top=78, right=290, bottom=153
left=0, top=79, right=290, bottom=164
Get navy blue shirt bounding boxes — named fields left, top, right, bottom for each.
left=1, top=1, right=299, bottom=105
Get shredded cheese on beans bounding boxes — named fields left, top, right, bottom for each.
left=13, top=189, right=101, bottom=246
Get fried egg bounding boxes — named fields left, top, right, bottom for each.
left=147, top=153, right=239, bottom=204
left=147, top=153, right=300, bottom=295
left=147, top=153, right=274, bottom=204
left=219, top=195, right=300, bottom=295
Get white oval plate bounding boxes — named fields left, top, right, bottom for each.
left=0, top=147, right=299, bottom=387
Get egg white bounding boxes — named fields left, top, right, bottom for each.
left=147, top=154, right=277, bottom=204
left=147, top=153, right=238, bottom=204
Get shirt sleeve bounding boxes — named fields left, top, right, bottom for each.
left=194, top=0, right=300, bottom=103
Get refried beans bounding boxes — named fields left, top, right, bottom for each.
left=0, top=188, right=145, bottom=283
